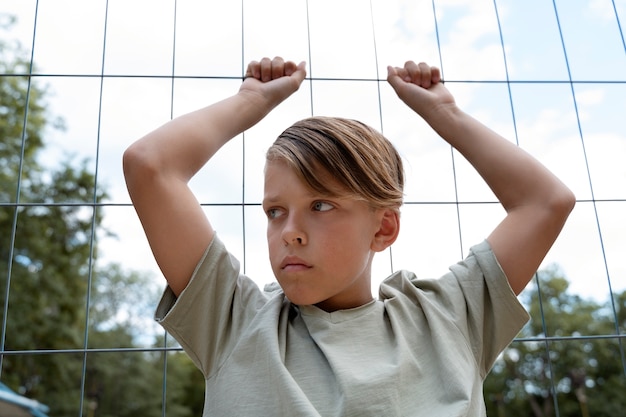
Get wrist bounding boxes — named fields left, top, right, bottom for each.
left=232, top=90, right=275, bottom=125
left=423, top=103, right=463, bottom=136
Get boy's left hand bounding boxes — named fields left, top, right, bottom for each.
left=387, top=61, right=456, bottom=121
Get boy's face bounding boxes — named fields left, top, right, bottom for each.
left=263, top=159, right=386, bottom=312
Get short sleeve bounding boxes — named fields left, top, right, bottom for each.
left=379, top=240, right=529, bottom=377
left=453, top=240, right=530, bottom=373
left=154, top=234, right=271, bottom=377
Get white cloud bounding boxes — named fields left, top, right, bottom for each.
left=589, top=0, right=626, bottom=20
left=3, top=0, right=624, bottom=321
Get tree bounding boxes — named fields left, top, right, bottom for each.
left=0, top=17, right=205, bottom=415
left=0, top=16, right=104, bottom=414
left=484, top=266, right=626, bottom=417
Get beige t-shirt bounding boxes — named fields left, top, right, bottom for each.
left=155, top=235, right=529, bottom=416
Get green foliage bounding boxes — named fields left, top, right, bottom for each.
left=484, top=266, right=626, bottom=417
left=0, top=33, right=46, bottom=205
left=0, top=18, right=205, bottom=415
left=84, top=330, right=164, bottom=417
left=165, top=352, right=206, bottom=417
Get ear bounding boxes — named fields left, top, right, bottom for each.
left=371, top=209, right=400, bottom=252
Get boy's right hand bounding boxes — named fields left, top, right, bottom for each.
left=240, top=57, right=307, bottom=109
left=124, top=56, right=306, bottom=297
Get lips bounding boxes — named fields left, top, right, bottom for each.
left=280, top=255, right=312, bottom=271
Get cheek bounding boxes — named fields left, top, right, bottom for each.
left=315, top=228, right=363, bottom=259
left=266, top=221, right=279, bottom=242
left=332, top=227, right=376, bottom=266
left=266, top=227, right=282, bottom=260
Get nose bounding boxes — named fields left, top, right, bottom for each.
left=283, top=230, right=306, bottom=246
left=282, top=215, right=307, bottom=246
left=287, top=236, right=303, bottom=245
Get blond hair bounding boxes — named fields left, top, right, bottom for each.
left=266, top=116, right=404, bottom=210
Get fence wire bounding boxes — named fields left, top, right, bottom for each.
left=0, top=0, right=625, bottom=415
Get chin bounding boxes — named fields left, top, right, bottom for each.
left=281, top=288, right=323, bottom=307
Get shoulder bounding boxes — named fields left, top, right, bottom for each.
left=383, top=240, right=508, bottom=289
left=379, top=240, right=527, bottom=319
left=379, top=240, right=529, bottom=375
left=380, top=241, right=500, bottom=295
left=157, top=234, right=278, bottom=323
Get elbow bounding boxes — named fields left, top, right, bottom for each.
left=123, top=141, right=161, bottom=192
left=564, top=188, right=576, bottom=213
left=549, top=185, right=576, bottom=225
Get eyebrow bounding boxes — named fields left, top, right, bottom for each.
left=261, top=196, right=278, bottom=206
left=262, top=189, right=329, bottom=206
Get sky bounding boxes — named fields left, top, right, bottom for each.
left=1, top=0, right=625, bottom=343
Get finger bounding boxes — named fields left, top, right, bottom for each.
left=417, top=62, right=431, bottom=88
left=392, top=66, right=411, bottom=83
left=287, top=60, right=306, bottom=76
left=291, top=61, right=307, bottom=85
left=403, top=60, right=419, bottom=84
left=284, top=60, right=298, bottom=76
left=260, top=57, right=272, bottom=82
left=386, top=65, right=402, bottom=89
left=387, top=65, right=414, bottom=93
left=246, top=60, right=260, bottom=79
left=431, top=66, right=442, bottom=84
left=272, top=56, right=285, bottom=79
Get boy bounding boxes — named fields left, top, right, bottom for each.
left=123, top=57, right=575, bottom=415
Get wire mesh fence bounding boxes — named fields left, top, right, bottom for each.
left=0, top=0, right=625, bottom=415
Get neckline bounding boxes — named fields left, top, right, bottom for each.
left=297, top=298, right=379, bottom=323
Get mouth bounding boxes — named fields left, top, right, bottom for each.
left=280, top=256, right=312, bottom=271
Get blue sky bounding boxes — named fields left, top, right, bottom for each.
left=1, top=0, right=625, bottom=342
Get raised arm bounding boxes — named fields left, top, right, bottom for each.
left=123, top=57, right=306, bottom=296
left=387, top=61, right=575, bottom=295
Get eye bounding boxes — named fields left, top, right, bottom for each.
left=312, top=201, right=334, bottom=212
left=265, top=207, right=284, bottom=219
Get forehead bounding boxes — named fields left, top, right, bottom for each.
left=263, top=159, right=344, bottom=198
left=264, top=159, right=299, bottom=186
